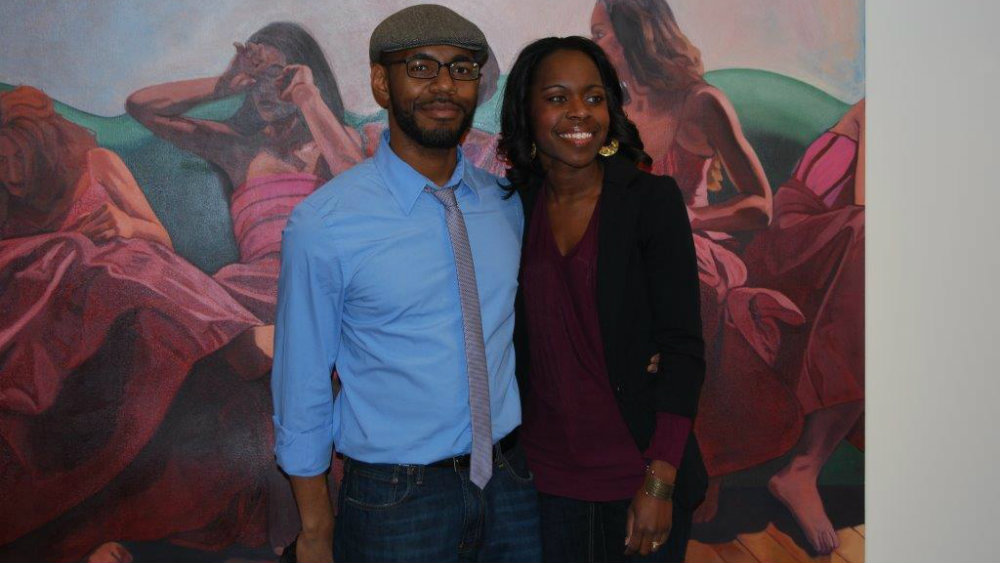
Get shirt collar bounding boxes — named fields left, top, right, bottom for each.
left=374, top=130, right=480, bottom=215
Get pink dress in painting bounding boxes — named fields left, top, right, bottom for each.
left=212, top=172, right=325, bottom=323
left=211, top=172, right=341, bottom=546
left=0, top=164, right=275, bottom=560
left=743, top=131, right=865, bottom=447
left=653, top=145, right=807, bottom=476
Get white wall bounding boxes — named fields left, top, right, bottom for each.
left=867, top=0, right=1000, bottom=561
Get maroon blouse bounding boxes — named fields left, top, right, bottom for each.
left=520, top=193, right=690, bottom=502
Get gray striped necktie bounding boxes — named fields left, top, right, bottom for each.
left=428, top=185, right=493, bottom=489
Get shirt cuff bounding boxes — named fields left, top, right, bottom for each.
left=273, top=415, right=335, bottom=477
left=642, top=413, right=692, bottom=468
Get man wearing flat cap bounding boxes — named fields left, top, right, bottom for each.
left=271, top=4, right=541, bottom=562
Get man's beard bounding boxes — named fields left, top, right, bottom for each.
left=392, top=95, right=474, bottom=149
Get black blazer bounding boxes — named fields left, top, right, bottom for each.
left=513, top=154, right=708, bottom=509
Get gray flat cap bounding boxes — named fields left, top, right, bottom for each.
left=369, top=4, right=489, bottom=64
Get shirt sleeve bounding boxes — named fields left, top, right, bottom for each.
left=642, top=412, right=692, bottom=468
left=641, top=176, right=706, bottom=419
left=271, top=203, right=344, bottom=477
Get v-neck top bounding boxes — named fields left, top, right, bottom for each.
left=520, top=192, right=654, bottom=500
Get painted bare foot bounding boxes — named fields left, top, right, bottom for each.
left=768, top=463, right=839, bottom=554
left=85, top=542, right=133, bottom=563
left=221, top=325, right=275, bottom=379
left=693, top=476, right=722, bottom=523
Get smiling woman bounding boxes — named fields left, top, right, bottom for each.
left=499, top=37, right=707, bottom=563
left=529, top=50, right=613, bottom=174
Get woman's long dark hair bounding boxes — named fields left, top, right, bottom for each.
left=601, top=0, right=704, bottom=92
left=498, top=36, right=650, bottom=192
left=227, top=22, right=347, bottom=135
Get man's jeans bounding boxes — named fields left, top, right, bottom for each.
left=333, top=443, right=542, bottom=562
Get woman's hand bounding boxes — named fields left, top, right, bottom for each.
left=216, top=42, right=260, bottom=96
left=278, top=64, right=320, bottom=107
left=73, top=202, right=135, bottom=243
left=625, top=489, right=673, bottom=556
left=626, top=460, right=677, bottom=556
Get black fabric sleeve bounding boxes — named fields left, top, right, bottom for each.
left=638, top=175, right=706, bottom=418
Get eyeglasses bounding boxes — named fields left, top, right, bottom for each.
left=383, top=55, right=481, bottom=81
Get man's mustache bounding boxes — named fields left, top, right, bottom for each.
left=416, top=97, right=467, bottom=113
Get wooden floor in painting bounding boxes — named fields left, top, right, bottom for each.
left=686, top=486, right=864, bottom=563
left=686, top=524, right=864, bottom=563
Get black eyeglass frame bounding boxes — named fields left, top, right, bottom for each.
left=382, top=54, right=482, bottom=81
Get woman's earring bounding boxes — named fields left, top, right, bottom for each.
left=530, top=143, right=537, bottom=160
left=598, top=138, right=619, bottom=157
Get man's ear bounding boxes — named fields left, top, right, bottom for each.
left=371, top=64, right=391, bottom=110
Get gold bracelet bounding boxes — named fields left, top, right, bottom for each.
left=643, top=472, right=675, bottom=500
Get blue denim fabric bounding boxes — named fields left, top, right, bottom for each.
left=537, top=493, right=692, bottom=563
left=334, top=444, right=541, bottom=562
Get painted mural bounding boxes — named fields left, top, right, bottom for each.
left=0, top=1, right=864, bottom=561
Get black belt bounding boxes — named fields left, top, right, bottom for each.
left=428, top=430, right=518, bottom=469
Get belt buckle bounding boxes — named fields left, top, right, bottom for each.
left=452, top=456, right=460, bottom=472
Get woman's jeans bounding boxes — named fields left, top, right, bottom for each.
left=538, top=492, right=693, bottom=563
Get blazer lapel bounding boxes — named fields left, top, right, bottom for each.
left=596, top=156, right=640, bottom=364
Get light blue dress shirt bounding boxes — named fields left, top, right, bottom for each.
left=272, top=132, right=524, bottom=477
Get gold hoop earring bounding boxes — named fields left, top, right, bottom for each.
left=530, top=143, right=537, bottom=160
left=598, top=138, right=619, bottom=157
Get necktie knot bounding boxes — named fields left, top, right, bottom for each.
left=428, top=185, right=460, bottom=208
